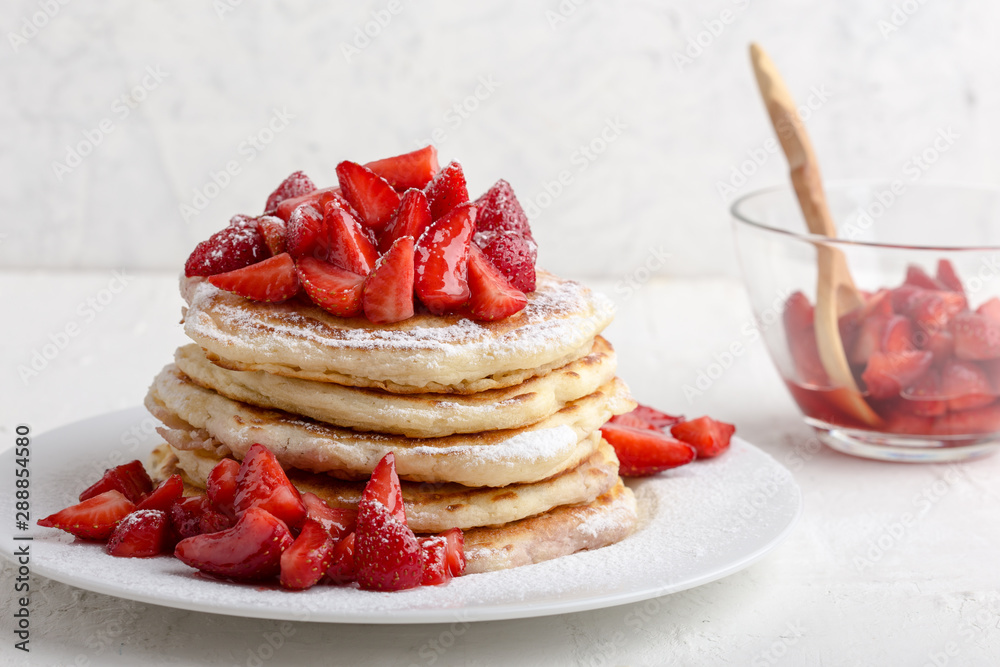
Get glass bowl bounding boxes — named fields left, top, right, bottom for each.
left=733, top=182, right=1000, bottom=462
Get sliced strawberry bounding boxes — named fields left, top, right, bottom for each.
left=207, top=458, right=241, bottom=516
left=936, top=259, right=965, bottom=294
left=363, top=236, right=415, bottom=324
left=135, top=474, right=184, bottom=513
left=107, top=509, right=170, bottom=558
left=325, top=203, right=379, bottom=275
left=419, top=527, right=465, bottom=586
left=280, top=518, right=337, bottom=590
left=235, top=443, right=307, bottom=530
left=899, top=370, right=947, bottom=417
left=174, top=506, right=293, bottom=581
left=379, top=189, right=432, bottom=253
left=904, top=265, right=945, bottom=290
left=882, top=409, right=935, bottom=435
left=264, top=170, right=316, bottom=213
left=208, top=252, right=299, bottom=303
left=788, top=324, right=830, bottom=387
left=611, top=404, right=684, bottom=431
left=79, top=460, right=153, bottom=504
left=599, top=423, right=696, bottom=476
left=783, top=291, right=815, bottom=333
left=849, top=305, right=893, bottom=366
left=256, top=215, right=287, bottom=256
left=473, top=229, right=537, bottom=293
left=608, top=413, right=657, bottom=430
left=336, top=161, right=401, bottom=232
left=892, top=286, right=966, bottom=332
left=473, top=179, right=533, bottom=238
left=355, top=499, right=422, bottom=592
left=286, top=203, right=327, bottom=260
left=882, top=315, right=915, bottom=353
left=184, top=224, right=269, bottom=277
left=861, top=350, right=934, bottom=399
left=940, top=359, right=995, bottom=411
left=38, top=490, right=135, bottom=541
left=361, top=453, right=406, bottom=524
left=466, top=245, right=527, bottom=321
left=932, top=402, right=1000, bottom=435
left=414, top=202, right=476, bottom=314
left=325, top=532, right=356, bottom=584
left=922, top=328, right=955, bottom=366
left=424, top=161, right=469, bottom=221
left=170, top=495, right=233, bottom=539
left=301, top=492, right=356, bottom=541
left=275, top=186, right=342, bottom=222
left=953, top=311, right=1000, bottom=360
left=977, top=297, right=1000, bottom=323
left=670, top=416, right=736, bottom=459
left=296, top=256, right=365, bottom=317
left=365, top=145, right=440, bottom=191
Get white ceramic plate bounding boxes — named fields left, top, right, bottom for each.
left=0, top=407, right=802, bottom=624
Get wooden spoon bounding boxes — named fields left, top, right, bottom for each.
left=749, top=43, right=882, bottom=427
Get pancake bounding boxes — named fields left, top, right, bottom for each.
left=173, top=336, right=617, bottom=438
left=145, top=365, right=635, bottom=487
left=150, top=439, right=622, bottom=532
left=462, top=480, right=637, bottom=574
left=181, top=270, right=615, bottom=394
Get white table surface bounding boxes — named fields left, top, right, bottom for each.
left=2, top=270, right=999, bottom=667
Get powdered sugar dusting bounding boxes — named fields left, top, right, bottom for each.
left=8, top=411, right=801, bottom=624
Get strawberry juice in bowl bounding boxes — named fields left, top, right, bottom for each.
left=733, top=181, right=1000, bottom=462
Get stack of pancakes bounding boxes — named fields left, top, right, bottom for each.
left=145, top=270, right=638, bottom=574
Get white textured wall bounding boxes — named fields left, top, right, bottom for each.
left=2, top=0, right=995, bottom=279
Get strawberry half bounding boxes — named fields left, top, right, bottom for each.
left=936, top=259, right=964, bottom=294
left=900, top=370, right=947, bottom=417
left=474, top=229, right=537, bottom=293
left=107, top=509, right=170, bottom=558
left=414, top=202, right=476, bottom=314
left=134, top=474, right=184, bottom=513
left=782, top=291, right=815, bottom=334
left=302, top=492, right=356, bottom=541
left=286, top=203, right=327, bottom=260
left=264, top=170, right=316, bottom=213
left=38, top=490, right=135, bottom=541
left=977, top=298, right=1000, bottom=323
left=379, top=188, right=432, bottom=253
left=362, top=236, right=415, bottom=324
left=419, top=527, right=465, bottom=586
left=208, top=252, right=300, bottom=303
left=325, top=532, right=356, bottom=584
left=361, top=453, right=406, bottom=524
left=324, top=203, right=379, bottom=275
left=861, top=350, right=934, bottom=399
left=424, top=161, right=469, bottom=221
left=170, top=495, right=233, bottom=539
left=940, top=359, right=995, bottom=411
left=336, top=161, right=401, bottom=232
left=953, top=311, right=1000, bottom=360
left=599, top=423, right=696, bottom=477
left=355, top=500, right=422, bottom=592
left=466, top=245, right=527, bottom=321
left=79, top=460, right=153, bottom=504
left=275, top=186, right=342, bottom=222
left=280, top=518, right=337, bottom=590
left=207, top=458, right=241, bottom=516
left=184, top=224, right=269, bottom=277
left=235, top=443, right=307, bottom=530
left=174, top=506, right=294, bottom=581
left=296, top=256, right=366, bottom=317
left=623, top=404, right=685, bottom=430
left=891, top=286, right=966, bottom=332
left=881, top=315, right=915, bottom=353
left=256, top=215, right=287, bottom=256
left=365, top=145, right=440, bottom=191
left=904, top=264, right=945, bottom=291
left=473, top=179, right=533, bottom=237
left=670, top=416, right=736, bottom=459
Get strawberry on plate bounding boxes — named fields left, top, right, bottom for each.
left=208, top=252, right=300, bottom=303
left=79, top=460, right=153, bottom=504
left=336, top=161, right=401, bottom=232
left=174, top=506, right=294, bottom=581
left=419, top=527, right=466, bottom=586
left=255, top=215, right=287, bottom=256
left=170, top=495, right=233, bottom=540
left=286, top=203, right=327, bottom=260
left=466, top=245, right=527, bottom=321
left=414, top=202, right=476, bottom=314
left=107, top=509, right=171, bottom=558
left=670, top=416, right=736, bottom=459
left=38, top=490, right=135, bottom=541
left=184, top=223, right=269, bottom=277
left=424, top=161, right=469, bottom=221
left=324, top=203, right=379, bottom=275
left=325, top=532, right=356, bottom=584
left=302, top=492, right=356, bottom=541
left=365, top=145, right=440, bottom=191
left=296, top=256, right=366, bottom=317
left=206, top=458, right=241, bottom=516
left=473, top=229, right=537, bottom=294
left=134, top=474, right=184, bottom=513
left=234, top=443, right=307, bottom=530
left=473, top=179, right=533, bottom=238
left=362, top=236, right=415, bottom=324
left=264, top=170, right=316, bottom=213
left=599, top=423, right=697, bottom=476
left=379, top=188, right=432, bottom=253
left=280, top=518, right=337, bottom=590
